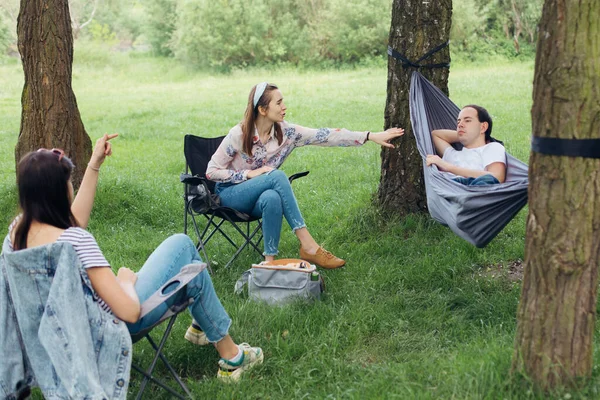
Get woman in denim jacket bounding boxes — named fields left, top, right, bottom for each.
left=4, top=135, right=263, bottom=384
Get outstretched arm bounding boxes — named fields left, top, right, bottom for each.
left=71, top=134, right=118, bottom=228
left=431, top=129, right=458, bottom=156
left=367, top=128, right=405, bottom=148
left=292, top=124, right=405, bottom=148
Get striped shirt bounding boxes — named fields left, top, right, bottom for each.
left=8, top=219, right=113, bottom=313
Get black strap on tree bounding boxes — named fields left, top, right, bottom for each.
left=531, top=136, right=600, bottom=159
left=387, top=41, right=450, bottom=69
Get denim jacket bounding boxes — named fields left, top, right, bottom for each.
left=0, top=236, right=132, bottom=399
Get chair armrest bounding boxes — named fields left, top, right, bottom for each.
left=288, top=171, right=309, bottom=183
left=183, top=171, right=308, bottom=185
left=181, top=173, right=214, bottom=200
left=180, top=173, right=209, bottom=186
left=139, top=263, right=207, bottom=319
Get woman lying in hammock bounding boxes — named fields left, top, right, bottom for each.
left=425, top=104, right=506, bottom=186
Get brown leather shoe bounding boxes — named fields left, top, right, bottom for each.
left=299, top=246, right=345, bottom=269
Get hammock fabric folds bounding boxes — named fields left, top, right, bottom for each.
left=409, top=71, right=529, bottom=247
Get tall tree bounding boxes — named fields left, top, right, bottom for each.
left=378, top=0, right=452, bottom=214
left=16, top=0, right=91, bottom=186
left=512, top=0, right=600, bottom=390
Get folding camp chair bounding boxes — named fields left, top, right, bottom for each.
left=181, top=134, right=308, bottom=268
left=131, top=262, right=206, bottom=400
left=1, top=237, right=205, bottom=400
left=0, top=241, right=132, bottom=400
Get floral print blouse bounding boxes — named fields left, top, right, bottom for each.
left=206, top=121, right=368, bottom=183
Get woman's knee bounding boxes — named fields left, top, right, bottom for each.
left=258, top=190, right=282, bottom=214
left=165, top=233, right=194, bottom=248
left=269, top=169, right=289, bottom=185
left=162, top=234, right=201, bottom=261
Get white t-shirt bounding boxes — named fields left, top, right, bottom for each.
left=442, top=142, right=506, bottom=177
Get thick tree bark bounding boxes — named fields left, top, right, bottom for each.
left=378, top=0, right=451, bottom=214
left=512, top=0, right=600, bottom=390
left=16, top=0, right=91, bottom=187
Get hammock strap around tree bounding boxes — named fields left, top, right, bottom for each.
left=531, top=136, right=600, bottom=159
left=387, top=41, right=450, bottom=69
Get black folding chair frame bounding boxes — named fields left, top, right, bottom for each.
left=183, top=176, right=264, bottom=269
left=132, top=311, right=192, bottom=400
left=130, top=263, right=206, bottom=400
left=182, top=134, right=309, bottom=269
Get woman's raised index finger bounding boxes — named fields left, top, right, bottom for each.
left=106, top=133, right=119, bottom=140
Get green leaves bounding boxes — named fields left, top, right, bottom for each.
left=170, top=0, right=392, bottom=70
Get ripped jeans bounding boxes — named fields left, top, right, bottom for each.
left=215, top=170, right=306, bottom=256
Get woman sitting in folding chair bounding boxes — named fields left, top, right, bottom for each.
left=4, top=135, right=263, bottom=383
left=207, top=82, right=404, bottom=269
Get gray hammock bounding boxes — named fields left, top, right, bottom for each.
left=409, top=71, right=529, bottom=247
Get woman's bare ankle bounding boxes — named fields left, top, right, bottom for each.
left=215, top=335, right=239, bottom=359
left=296, top=232, right=319, bottom=255
left=300, top=245, right=319, bottom=255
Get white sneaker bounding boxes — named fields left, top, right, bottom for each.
left=184, top=324, right=209, bottom=346
left=217, top=343, right=264, bottom=382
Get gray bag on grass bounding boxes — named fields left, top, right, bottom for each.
left=235, top=259, right=324, bottom=306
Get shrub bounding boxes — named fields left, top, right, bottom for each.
left=142, top=0, right=176, bottom=56
left=314, top=0, right=392, bottom=62
left=171, top=0, right=391, bottom=70
left=450, top=0, right=541, bottom=63
left=173, top=0, right=306, bottom=69
left=0, top=13, right=12, bottom=56
left=87, top=20, right=118, bottom=43
left=451, top=0, right=489, bottom=52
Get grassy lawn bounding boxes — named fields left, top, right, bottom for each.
left=1, top=53, right=598, bottom=399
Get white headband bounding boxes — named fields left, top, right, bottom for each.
left=253, top=82, right=268, bottom=108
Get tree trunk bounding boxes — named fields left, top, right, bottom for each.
left=511, top=0, right=522, bottom=53
left=512, top=0, right=600, bottom=390
left=378, top=0, right=452, bottom=214
left=16, top=0, right=91, bottom=187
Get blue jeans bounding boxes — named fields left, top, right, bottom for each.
left=127, top=234, right=231, bottom=343
left=453, top=174, right=500, bottom=186
left=215, top=170, right=306, bottom=256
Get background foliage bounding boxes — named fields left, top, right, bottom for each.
left=0, top=12, right=10, bottom=56
left=170, top=0, right=392, bottom=70
left=0, top=0, right=543, bottom=69
left=451, top=0, right=542, bottom=60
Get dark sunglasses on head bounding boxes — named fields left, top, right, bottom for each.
left=37, top=148, right=65, bottom=162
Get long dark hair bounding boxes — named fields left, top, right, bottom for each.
left=241, top=83, right=283, bottom=156
left=462, top=104, right=502, bottom=144
left=13, top=150, right=79, bottom=250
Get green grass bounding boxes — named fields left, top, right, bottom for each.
left=2, top=53, right=600, bottom=399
